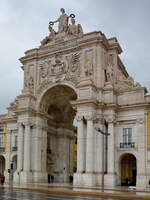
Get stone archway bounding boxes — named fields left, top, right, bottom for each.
left=0, top=155, right=5, bottom=174
left=120, top=153, right=136, bottom=186
left=11, top=155, right=17, bottom=172
left=40, top=84, right=77, bottom=183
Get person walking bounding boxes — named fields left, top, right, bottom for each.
left=0, top=174, right=5, bottom=185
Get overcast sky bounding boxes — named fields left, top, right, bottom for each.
left=0, top=0, right=150, bottom=114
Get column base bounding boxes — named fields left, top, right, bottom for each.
left=74, top=172, right=96, bottom=187
left=18, top=171, right=33, bottom=183
left=4, top=170, right=11, bottom=183
left=104, top=173, right=116, bottom=187
left=136, top=174, right=147, bottom=189
left=13, top=171, right=20, bottom=183
left=33, top=171, right=48, bottom=183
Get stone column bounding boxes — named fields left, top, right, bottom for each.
left=14, top=123, right=24, bottom=183
left=85, top=114, right=94, bottom=173
left=34, top=125, right=42, bottom=172
left=41, top=127, right=47, bottom=173
left=73, top=114, right=85, bottom=186
left=94, top=116, right=103, bottom=185
left=136, top=118, right=147, bottom=188
left=82, top=112, right=96, bottom=186
left=105, top=116, right=116, bottom=187
left=107, top=119, right=115, bottom=174
left=4, top=130, right=11, bottom=182
left=23, top=123, right=31, bottom=171
left=17, top=123, right=24, bottom=171
left=76, top=114, right=85, bottom=173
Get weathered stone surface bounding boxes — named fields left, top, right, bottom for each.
left=0, top=9, right=150, bottom=189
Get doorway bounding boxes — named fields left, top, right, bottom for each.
left=121, top=153, right=136, bottom=186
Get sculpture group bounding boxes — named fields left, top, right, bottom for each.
left=41, top=8, right=83, bottom=46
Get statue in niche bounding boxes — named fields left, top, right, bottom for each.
left=68, top=18, right=83, bottom=37
left=24, top=73, right=34, bottom=89
left=106, top=63, right=114, bottom=83
left=53, top=8, right=69, bottom=33
left=85, top=56, right=93, bottom=76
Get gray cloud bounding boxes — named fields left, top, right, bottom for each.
left=0, top=0, right=150, bottom=114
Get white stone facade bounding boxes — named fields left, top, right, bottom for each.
left=0, top=9, right=150, bottom=189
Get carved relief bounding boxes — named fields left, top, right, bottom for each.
left=37, top=53, right=81, bottom=94
left=52, top=54, right=67, bottom=76
left=65, top=52, right=80, bottom=82
left=115, top=71, right=142, bottom=92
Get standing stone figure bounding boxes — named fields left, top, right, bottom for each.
left=106, top=63, right=114, bottom=83
left=53, top=8, right=69, bottom=33
left=68, top=18, right=83, bottom=37
left=40, top=25, right=56, bottom=46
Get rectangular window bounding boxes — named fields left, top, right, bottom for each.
left=123, top=128, right=132, bottom=144
left=74, top=150, right=77, bottom=156
left=0, top=126, right=4, bottom=133
left=0, top=135, right=4, bottom=147
left=75, top=137, right=77, bottom=144
left=15, top=136, right=18, bottom=147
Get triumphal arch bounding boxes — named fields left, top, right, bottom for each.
left=1, top=8, right=150, bottom=188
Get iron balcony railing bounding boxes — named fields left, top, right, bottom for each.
left=12, top=146, right=17, bottom=151
left=0, top=147, right=5, bottom=152
left=120, top=142, right=135, bottom=148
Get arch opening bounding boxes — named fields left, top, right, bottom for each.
left=40, top=85, right=77, bottom=183
left=120, top=153, right=136, bottom=186
left=0, top=155, right=5, bottom=174
left=12, top=155, right=17, bottom=173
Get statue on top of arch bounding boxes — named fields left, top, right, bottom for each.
left=40, top=8, right=83, bottom=46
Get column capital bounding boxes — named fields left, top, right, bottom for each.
left=76, top=114, right=83, bottom=121
left=136, top=117, right=145, bottom=124
left=84, top=111, right=96, bottom=121
left=7, top=129, right=12, bottom=134
left=23, top=122, right=34, bottom=127
left=17, top=122, right=24, bottom=128
left=105, top=115, right=116, bottom=123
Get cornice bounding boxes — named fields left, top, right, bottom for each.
left=71, top=98, right=99, bottom=107
left=0, top=117, right=17, bottom=124
left=117, top=102, right=149, bottom=111
left=19, top=31, right=121, bottom=64
left=117, top=86, right=148, bottom=95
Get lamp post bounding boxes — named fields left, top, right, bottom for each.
left=95, top=118, right=110, bottom=192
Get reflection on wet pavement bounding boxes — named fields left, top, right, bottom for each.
left=0, top=188, right=128, bottom=200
